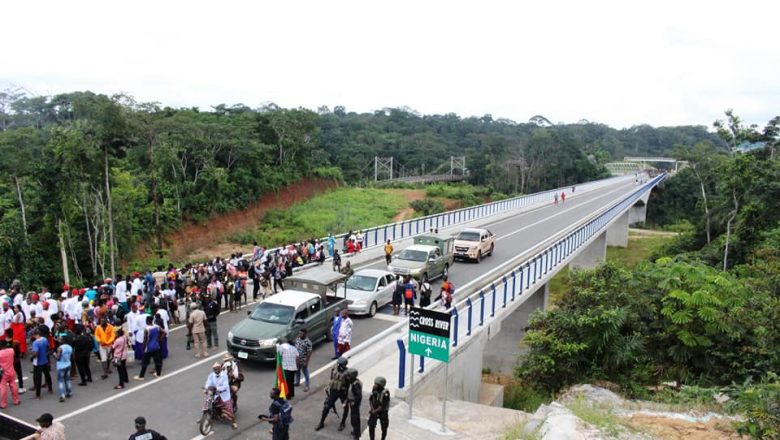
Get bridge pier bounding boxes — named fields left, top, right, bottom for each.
left=606, top=211, right=629, bottom=247
left=569, top=231, right=607, bottom=270
left=629, top=199, right=647, bottom=225
left=482, top=283, right=548, bottom=375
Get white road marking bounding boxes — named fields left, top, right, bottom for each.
left=373, top=313, right=402, bottom=323
left=57, top=182, right=631, bottom=437
left=56, top=351, right=228, bottom=422
left=169, top=299, right=260, bottom=333
left=0, top=411, right=37, bottom=428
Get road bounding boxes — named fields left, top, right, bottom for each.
left=3, top=178, right=641, bottom=439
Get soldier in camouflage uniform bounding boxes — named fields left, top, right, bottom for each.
left=315, top=356, right=349, bottom=431
left=368, top=376, right=391, bottom=440
left=343, top=368, right=362, bottom=439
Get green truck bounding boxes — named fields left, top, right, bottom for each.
left=387, top=234, right=455, bottom=283
left=226, top=269, right=348, bottom=362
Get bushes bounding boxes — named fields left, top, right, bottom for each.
left=518, top=260, right=780, bottom=395
left=409, top=198, right=445, bottom=216
left=728, top=374, right=780, bottom=439
left=425, top=183, right=491, bottom=207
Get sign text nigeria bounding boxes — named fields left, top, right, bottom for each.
left=409, top=331, right=449, bottom=349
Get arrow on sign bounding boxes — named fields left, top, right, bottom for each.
left=425, top=347, right=432, bottom=356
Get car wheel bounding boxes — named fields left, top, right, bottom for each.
left=489, top=243, right=494, bottom=256
left=369, top=302, right=378, bottom=317
left=443, top=264, right=449, bottom=279
left=476, top=251, right=482, bottom=263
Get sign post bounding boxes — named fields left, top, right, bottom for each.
left=408, top=307, right=451, bottom=431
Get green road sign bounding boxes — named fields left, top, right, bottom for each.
left=408, top=308, right=451, bottom=363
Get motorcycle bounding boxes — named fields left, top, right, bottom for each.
left=199, top=387, right=235, bottom=435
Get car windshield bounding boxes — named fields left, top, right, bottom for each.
left=346, top=275, right=377, bottom=292
left=249, top=302, right=294, bottom=324
left=397, top=249, right=428, bottom=262
left=456, top=231, right=481, bottom=241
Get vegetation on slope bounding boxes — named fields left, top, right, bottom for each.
left=510, top=112, right=780, bottom=438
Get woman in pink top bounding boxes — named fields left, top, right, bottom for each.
left=0, top=339, right=20, bottom=408
left=112, top=328, right=129, bottom=389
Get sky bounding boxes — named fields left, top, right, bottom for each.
left=2, top=0, right=778, bottom=129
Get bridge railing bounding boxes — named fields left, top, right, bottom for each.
left=389, top=172, right=667, bottom=388
left=242, top=175, right=633, bottom=262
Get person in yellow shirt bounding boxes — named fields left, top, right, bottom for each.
left=95, top=317, right=116, bottom=379
left=384, top=240, right=393, bottom=265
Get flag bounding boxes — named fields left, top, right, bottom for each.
left=275, top=350, right=288, bottom=399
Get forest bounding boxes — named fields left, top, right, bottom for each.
left=0, top=90, right=727, bottom=289
left=514, top=113, right=780, bottom=438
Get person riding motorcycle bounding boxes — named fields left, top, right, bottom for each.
left=221, top=354, right=243, bottom=411
left=203, top=362, right=237, bottom=430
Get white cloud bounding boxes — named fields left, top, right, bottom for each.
left=2, top=0, right=778, bottom=128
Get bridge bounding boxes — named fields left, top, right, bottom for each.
left=1, top=174, right=664, bottom=439
left=606, top=156, right=687, bottom=175
left=373, top=155, right=467, bottom=185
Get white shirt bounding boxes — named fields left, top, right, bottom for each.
left=126, top=311, right=140, bottom=335
left=41, top=310, right=54, bottom=329
left=115, top=281, right=128, bottom=302
left=69, top=297, right=81, bottom=319
left=13, top=293, right=23, bottom=307
left=162, top=288, right=176, bottom=300
left=0, top=309, right=12, bottom=332
left=135, top=314, right=150, bottom=343
left=131, top=278, right=144, bottom=297
left=31, top=302, right=43, bottom=317
left=21, top=301, right=31, bottom=320
left=205, top=371, right=231, bottom=402
left=338, top=316, right=353, bottom=345
left=47, top=298, right=59, bottom=314
left=156, top=310, right=169, bottom=332
left=62, top=297, right=74, bottom=319
left=277, top=343, right=298, bottom=371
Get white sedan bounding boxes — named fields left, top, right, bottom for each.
left=342, top=269, right=398, bottom=317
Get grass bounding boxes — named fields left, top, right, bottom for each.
left=547, top=231, right=677, bottom=306
left=504, top=421, right=540, bottom=440
left=504, top=380, right=553, bottom=412
left=566, top=396, right=627, bottom=438
left=606, top=233, right=675, bottom=269
left=646, top=385, right=727, bottom=413
left=231, top=187, right=408, bottom=247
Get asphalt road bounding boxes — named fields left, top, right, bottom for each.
left=3, top=179, right=642, bottom=440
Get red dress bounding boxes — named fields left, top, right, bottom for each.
left=11, top=319, right=26, bottom=353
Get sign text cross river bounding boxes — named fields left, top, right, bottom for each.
left=408, top=308, right=451, bottom=363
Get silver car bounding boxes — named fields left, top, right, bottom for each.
left=342, top=269, right=397, bottom=317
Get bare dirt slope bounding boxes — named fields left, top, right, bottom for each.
left=131, top=178, right=339, bottom=264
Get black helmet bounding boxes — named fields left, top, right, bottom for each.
left=374, top=376, right=387, bottom=387
left=346, top=368, right=358, bottom=381
left=337, top=356, right=348, bottom=367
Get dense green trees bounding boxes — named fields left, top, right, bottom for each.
left=518, top=112, right=780, bottom=437
left=0, top=91, right=321, bottom=288
left=317, top=109, right=724, bottom=193
left=0, top=90, right=729, bottom=288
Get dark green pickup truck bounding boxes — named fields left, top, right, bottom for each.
left=226, top=269, right=348, bottom=362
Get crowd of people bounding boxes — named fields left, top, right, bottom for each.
left=0, top=228, right=386, bottom=439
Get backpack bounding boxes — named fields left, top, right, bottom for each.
left=404, top=287, right=413, bottom=300
left=273, top=400, right=294, bottom=425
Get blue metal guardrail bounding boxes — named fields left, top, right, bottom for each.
left=395, top=173, right=666, bottom=387
left=242, top=175, right=631, bottom=262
